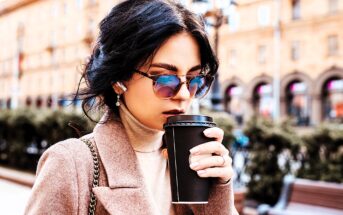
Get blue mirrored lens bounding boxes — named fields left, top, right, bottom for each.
left=190, top=76, right=208, bottom=98
left=155, top=75, right=180, bottom=98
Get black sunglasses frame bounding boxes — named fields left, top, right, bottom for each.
left=134, top=70, right=214, bottom=99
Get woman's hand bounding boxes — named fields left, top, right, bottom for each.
left=189, top=127, right=233, bottom=184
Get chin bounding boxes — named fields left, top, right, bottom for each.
left=145, top=121, right=164, bottom=131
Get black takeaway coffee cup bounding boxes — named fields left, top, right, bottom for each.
left=163, top=115, right=216, bottom=204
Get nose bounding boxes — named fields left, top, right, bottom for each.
left=172, top=81, right=191, bottom=100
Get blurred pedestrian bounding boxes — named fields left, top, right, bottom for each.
left=25, top=0, right=237, bottom=214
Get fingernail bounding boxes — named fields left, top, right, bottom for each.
left=197, top=170, right=206, bottom=175
left=190, top=147, right=199, bottom=154
left=190, top=162, right=199, bottom=169
left=203, top=129, right=211, bottom=136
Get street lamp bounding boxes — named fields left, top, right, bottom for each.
left=191, top=0, right=237, bottom=111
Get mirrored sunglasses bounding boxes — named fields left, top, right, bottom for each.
left=134, top=70, right=214, bottom=99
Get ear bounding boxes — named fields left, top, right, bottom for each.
left=111, top=82, right=127, bottom=94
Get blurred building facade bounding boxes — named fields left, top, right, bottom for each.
left=0, top=0, right=120, bottom=110
left=216, top=0, right=343, bottom=125
left=0, top=0, right=342, bottom=125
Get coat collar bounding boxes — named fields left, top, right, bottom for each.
left=93, top=113, right=144, bottom=189
left=91, top=112, right=158, bottom=214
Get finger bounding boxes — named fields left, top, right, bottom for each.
left=190, top=155, right=232, bottom=171
left=203, top=127, right=224, bottom=142
left=196, top=166, right=234, bottom=180
left=190, top=141, right=229, bottom=156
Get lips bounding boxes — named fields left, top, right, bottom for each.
left=162, top=109, right=185, bottom=114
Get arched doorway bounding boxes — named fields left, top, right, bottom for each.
left=314, top=66, right=343, bottom=123
left=281, top=72, right=313, bottom=126
left=252, top=83, right=273, bottom=118
left=47, top=96, right=53, bottom=108
left=225, top=85, right=244, bottom=125
left=285, top=81, right=310, bottom=125
left=6, top=98, right=11, bottom=109
left=25, top=97, right=32, bottom=107
left=322, top=78, right=343, bottom=122
left=36, top=97, right=43, bottom=108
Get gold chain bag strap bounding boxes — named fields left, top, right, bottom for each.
left=81, top=138, right=100, bottom=215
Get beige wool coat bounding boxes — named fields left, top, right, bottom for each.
left=25, top=116, right=238, bottom=215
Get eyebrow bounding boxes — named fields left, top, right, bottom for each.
left=150, top=63, right=202, bottom=73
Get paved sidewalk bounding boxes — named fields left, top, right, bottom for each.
left=0, top=179, right=31, bottom=215
left=0, top=166, right=35, bottom=187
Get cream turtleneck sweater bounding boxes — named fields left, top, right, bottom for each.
left=119, top=104, right=175, bottom=215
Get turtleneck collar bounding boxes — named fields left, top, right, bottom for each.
left=119, top=103, right=164, bottom=153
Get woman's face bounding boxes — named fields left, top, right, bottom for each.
left=122, top=32, right=201, bottom=130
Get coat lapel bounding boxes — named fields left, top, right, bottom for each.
left=92, top=114, right=156, bottom=215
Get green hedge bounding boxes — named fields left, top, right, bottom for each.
left=243, top=116, right=342, bottom=205
left=199, top=108, right=235, bottom=149
left=297, top=124, right=343, bottom=183
left=243, top=116, right=302, bottom=205
left=0, top=109, right=94, bottom=172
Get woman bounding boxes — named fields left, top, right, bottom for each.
left=25, top=0, right=238, bottom=214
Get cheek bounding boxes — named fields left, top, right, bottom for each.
left=123, top=82, right=162, bottom=116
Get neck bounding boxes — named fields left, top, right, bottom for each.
left=119, top=104, right=164, bottom=153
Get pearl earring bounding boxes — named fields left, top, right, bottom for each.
left=116, top=94, right=121, bottom=107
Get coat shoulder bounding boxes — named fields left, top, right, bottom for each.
left=47, top=134, right=94, bottom=158
left=25, top=135, right=96, bottom=215
left=38, top=134, right=95, bottom=176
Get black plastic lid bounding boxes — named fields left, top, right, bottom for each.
left=163, top=115, right=216, bottom=128
left=166, top=115, right=213, bottom=123
left=163, top=115, right=215, bottom=127
left=167, top=115, right=213, bottom=123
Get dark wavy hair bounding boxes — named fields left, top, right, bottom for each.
left=77, top=0, right=218, bottom=121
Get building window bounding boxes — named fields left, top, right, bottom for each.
left=328, top=0, right=339, bottom=14
left=17, top=23, right=25, bottom=51
left=76, top=0, right=83, bottom=9
left=52, top=3, right=59, bottom=17
left=258, top=45, right=267, bottom=64
left=229, top=49, right=237, bottom=67
left=89, top=18, right=95, bottom=31
left=88, top=0, right=97, bottom=6
left=257, top=5, right=270, bottom=26
left=322, top=78, right=343, bottom=122
left=286, top=81, right=310, bottom=125
left=63, top=2, right=69, bottom=14
left=291, top=41, right=300, bottom=61
left=2, top=62, right=5, bottom=74
left=328, top=35, right=339, bottom=56
left=62, top=26, right=67, bottom=41
left=292, top=0, right=301, bottom=20
left=228, top=8, right=240, bottom=32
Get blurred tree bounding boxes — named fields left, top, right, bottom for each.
left=200, top=108, right=235, bottom=149
left=243, top=116, right=301, bottom=205
left=0, top=109, right=95, bottom=172
left=297, top=124, right=343, bottom=183
left=0, top=110, right=11, bottom=164
left=6, top=109, right=38, bottom=170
